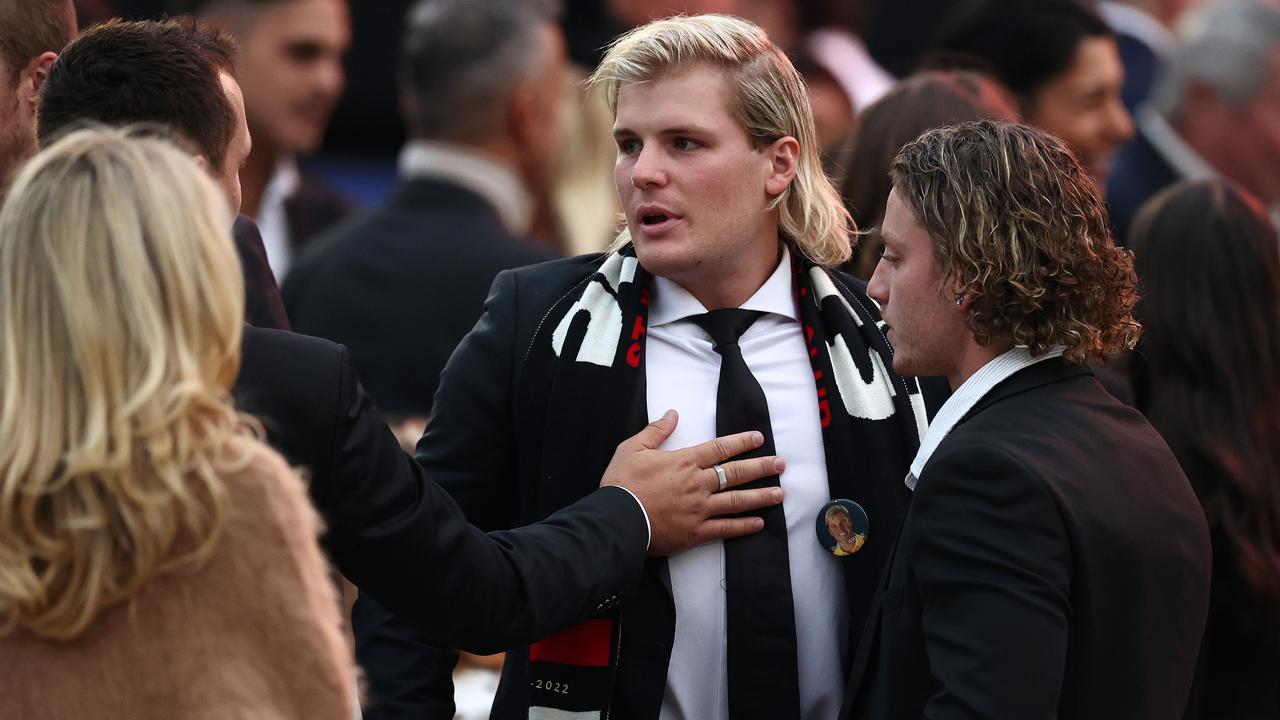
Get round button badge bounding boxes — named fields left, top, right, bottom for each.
left=816, top=499, right=869, bottom=556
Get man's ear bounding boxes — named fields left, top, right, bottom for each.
left=764, top=135, right=800, bottom=197
left=21, top=52, right=59, bottom=114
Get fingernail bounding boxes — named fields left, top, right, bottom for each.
left=754, top=517, right=766, bottom=529
left=752, top=431, right=764, bottom=445
left=773, top=457, right=786, bottom=473
left=663, top=409, right=675, bottom=420
left=771, top=488, right=783, bottom=503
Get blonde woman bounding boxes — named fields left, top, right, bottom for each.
left=0, top=127, right=354, bottom=719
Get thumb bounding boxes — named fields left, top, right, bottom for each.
left=632, top=409, right=678, bottom=450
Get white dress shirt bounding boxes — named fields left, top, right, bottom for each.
left=257, top=158, right=301, bottom=283
left=649, top=246, right=847, bottom=720
left=398, top=140, right=533, bottom=236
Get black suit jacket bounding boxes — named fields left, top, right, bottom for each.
left=397, top=256, right=924, bottom=719
left=233, top=325, right=648, bottom=653
left=283, top=178, right=552, bottom=418
left=847, top=359, right=1211, bottom=719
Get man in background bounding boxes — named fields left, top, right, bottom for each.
left=1108, top=0, right=1280, bottom=244
left=934, top=0, right=1134, bottom=191
left=284, top=0, right=564, bottom=422
left=195, top=0, right=352, bottom=282
left=0, top=0, right=75, bottom=196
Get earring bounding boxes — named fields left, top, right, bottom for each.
left=954, top=296, right=964, bottom=305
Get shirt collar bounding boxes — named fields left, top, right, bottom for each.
left=261, top=157, right=301, bottom=212
left=648, top=244, right=799, bottom=327
left=1138, top=106, right=1218, bottom=183
left=905, top=345, right=1065, bottom=489
left=398, top=139, right=533, bottom=235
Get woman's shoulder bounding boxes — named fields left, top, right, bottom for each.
left=217, top=436, right=320, bottom=541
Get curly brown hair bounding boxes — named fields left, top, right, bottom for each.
left=889, top=120, right=1140, bottom=364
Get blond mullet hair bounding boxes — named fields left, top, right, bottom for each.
left=589, top=14, right=854, bottom=267
left=0, top=127, right=258, bottom=640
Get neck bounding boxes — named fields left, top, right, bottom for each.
left=239, top=140, right=279, bottom=219
left=680, top=233, right=788, bottom=308
left=946, top=337, right=1015, bottom=390
left=685, top=241, right=784, bottom=311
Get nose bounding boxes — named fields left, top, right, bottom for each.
left=867, top=253, right=889, bottom=306
left=631, top=146, right=667, bottom=189
left=1108, top=99, right=1134, bottom=145
left=317, top=56, right=346, bottom=99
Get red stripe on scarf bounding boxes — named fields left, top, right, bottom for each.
left=529, top=620, right=613, bottom=667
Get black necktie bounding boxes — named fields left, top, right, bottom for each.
left=691, top=308, right=801, bottom=720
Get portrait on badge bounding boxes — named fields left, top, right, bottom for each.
left=817, top=499, right=868, bottom=556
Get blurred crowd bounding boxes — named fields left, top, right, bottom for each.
left=1, top=1, right=1278, bottom=719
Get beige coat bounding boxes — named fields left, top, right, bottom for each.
left=0, top=443, right=356, bottom=720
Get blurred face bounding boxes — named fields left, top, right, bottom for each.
left=867, top=189, right=970, bottom=382
left=1203, top=50, right=1280, bottom=204
left=216, top=72, right=252, bottom=215
left=0, top=60, right=34, bottom=192
left=827, top=513, right=853, bottom=543
left=235, top=0, right=349, bottom=154
left=1026, top=35, right=1133, bottom=188
left=613, top=63, right=794, bottom=305
left=516, top=24, right=568, bottom=187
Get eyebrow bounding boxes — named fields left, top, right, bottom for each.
left=612, top=125, right=714, bottom=140
left=877, top=226, right=897, bottom=248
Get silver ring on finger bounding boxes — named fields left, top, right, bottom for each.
left=712, top=463, right=728, bottom=490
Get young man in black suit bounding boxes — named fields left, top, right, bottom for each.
left=390, top=12, right=935, bottom=720
left=848, top=120, right=1211, bottom=719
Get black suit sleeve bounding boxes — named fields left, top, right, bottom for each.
left=909, top=442, right=1072, bottom=719
left=314, top=329, right=649, bottom=651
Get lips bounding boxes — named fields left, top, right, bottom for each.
left=634, top=204, right=684, bottom=236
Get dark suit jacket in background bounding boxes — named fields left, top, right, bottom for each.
left=233, top=215, right=290, bottom=330
left=1106, top=126, right=1180, bottom=247
left=847, top=359, right=1211, bottom=720
left=283, top=178, right=552, bottom=419
left=232, top=326, right=648, bottom=653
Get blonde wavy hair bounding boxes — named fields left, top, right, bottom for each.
left=0, top=127, right=256, bottom=640
left=890, top=121, right=1141, bottom=364
left=589, top=13, right=854, bottom=267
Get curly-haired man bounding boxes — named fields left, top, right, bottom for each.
left=847, top=120, right=1211, bottom=719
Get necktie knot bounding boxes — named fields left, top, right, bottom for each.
left=692, top=308, right=765, bottom=352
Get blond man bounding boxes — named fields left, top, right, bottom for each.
left=364, top=14, right=936, bottom=720
left=850, top=120, right=1210, bottom=718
